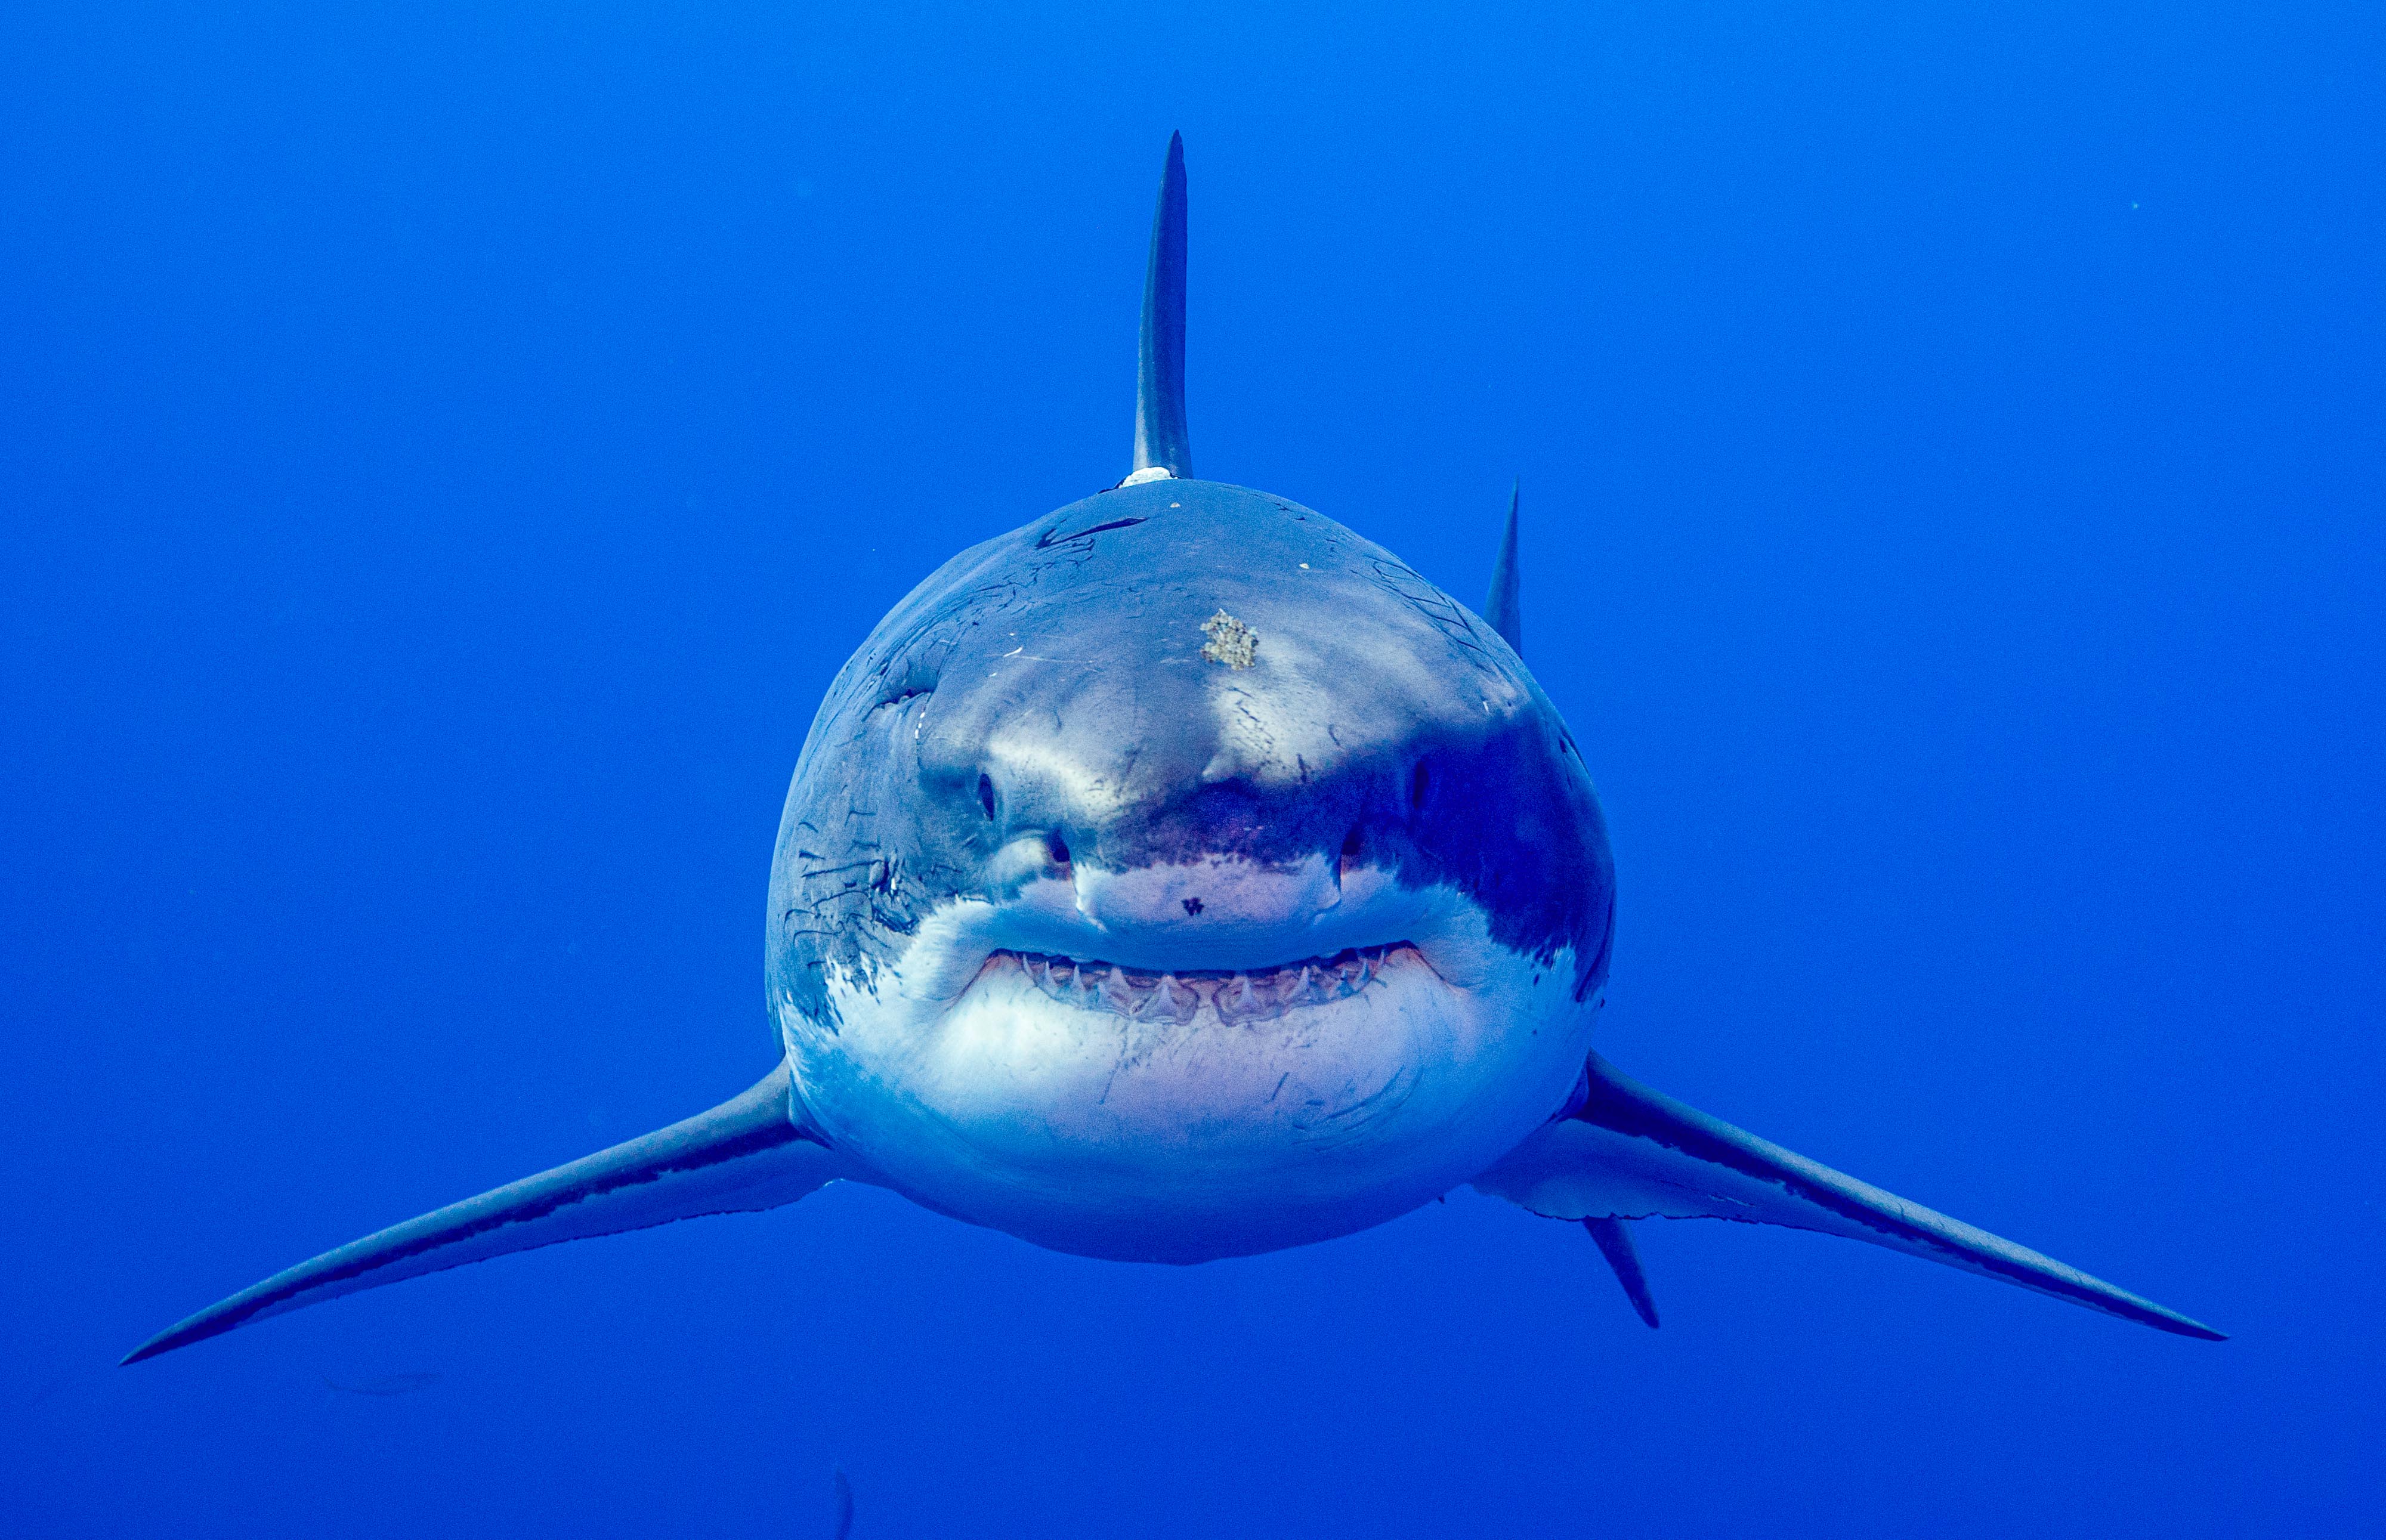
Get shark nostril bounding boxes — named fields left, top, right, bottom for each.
left=977, top=774, right=997, bottom=821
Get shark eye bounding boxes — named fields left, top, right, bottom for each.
left=976, top=774, right=997, bottom=821
left=1047, top=833, right=1071, bottom=866
left=1340, top=825, right=1362, bottom=862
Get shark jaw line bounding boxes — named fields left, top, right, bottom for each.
left=968, top=941, right=1431, bottom=1028
left=802, top=908, right=1596, bottom=1263
left=765, top=860, right=1603, bottom=1263
left=859, top=856, right=1414, bottom=1008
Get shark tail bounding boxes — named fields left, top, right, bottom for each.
left=1476, top=1054, right=2223, bottom=1340
left=123, top=1060, right=844, bottom=1364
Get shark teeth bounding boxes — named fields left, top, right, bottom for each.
left=987, top=944, right=1416, bottom=1026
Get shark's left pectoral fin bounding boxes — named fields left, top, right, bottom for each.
left=124, top=1059, right=848, bottom=1364
left=1476, top=1054, right=2223, bottom=1340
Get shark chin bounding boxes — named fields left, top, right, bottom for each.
left=786, top=872, right=1599, bottom=1263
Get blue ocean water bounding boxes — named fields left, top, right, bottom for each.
left=5, top=3, right=2381, bottom=1533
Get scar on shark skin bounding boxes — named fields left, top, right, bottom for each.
left=1201, top=608, right=1258, bottom=667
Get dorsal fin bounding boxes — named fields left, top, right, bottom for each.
left=1130, top=132, right=1191, bottom=481
left=1485, top=478, right=1522, bottom=654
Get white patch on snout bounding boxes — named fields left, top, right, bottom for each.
left=1200, top=624, right=1344, bottom=785
left=1196, top=595, right=1532, bottom=789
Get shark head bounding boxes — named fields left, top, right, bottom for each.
left=766, top=476, right=1615, bottom=1260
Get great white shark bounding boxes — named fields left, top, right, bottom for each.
left=125, top=135, right=2220, bottom=1364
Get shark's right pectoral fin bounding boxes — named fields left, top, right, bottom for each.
left=125, top=1059, right=849, bottom=1364
left=1475, top=1053, right=2223, bottom=1340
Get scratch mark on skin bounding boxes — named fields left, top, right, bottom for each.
left=1037, top=516, right=1149, bottom=549
left=1366, top=558, right=1501, bottom=677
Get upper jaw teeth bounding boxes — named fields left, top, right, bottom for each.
left=995, top=944, right=1410, bottom=1026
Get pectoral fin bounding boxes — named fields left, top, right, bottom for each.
left=1476, top=1054, right=2221, bottom=1340
left=125, top=1059, right=846, bottom=1363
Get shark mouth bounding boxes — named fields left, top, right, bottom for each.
left=973, top=943, right=1429, bottom=1026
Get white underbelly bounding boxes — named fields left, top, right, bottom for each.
left=784, top=935, right=1596, bottom=1261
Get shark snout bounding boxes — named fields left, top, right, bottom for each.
left=1070, top=854, right=1343, bottom=962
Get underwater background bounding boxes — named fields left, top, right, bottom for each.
left=5, top=3, right=2381, bottom=1534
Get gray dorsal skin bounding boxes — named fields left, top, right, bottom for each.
left=1484, top=478, right=1521, bottom=654
left=1583, top=1217, right=1660, bottom=1329
left=124, top=135, right=2217, bottom=1364
left=1131, top=130, right=1191, bottom=479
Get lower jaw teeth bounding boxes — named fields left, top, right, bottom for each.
left=1003, top=947, right=1403, bottom=1025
